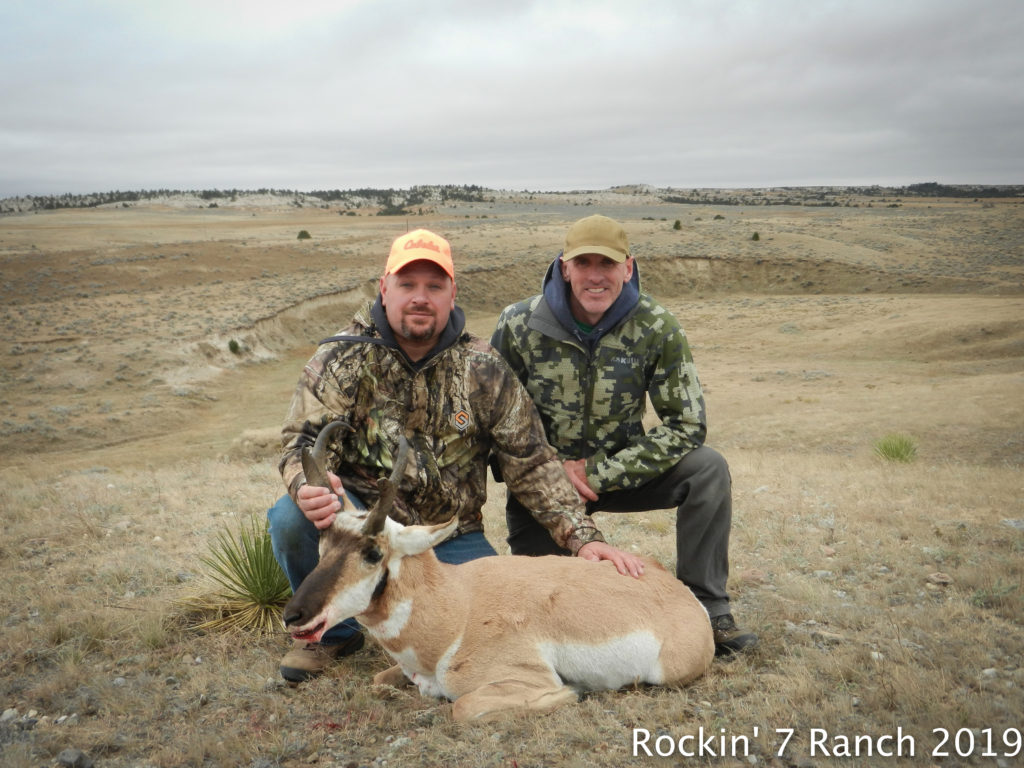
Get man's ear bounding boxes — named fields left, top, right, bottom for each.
left=623, top=256, right=634, bottom=282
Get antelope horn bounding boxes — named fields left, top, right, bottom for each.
left=362, top=435, right=411, bottom=537
left=301, top=419, right=352, bottom=505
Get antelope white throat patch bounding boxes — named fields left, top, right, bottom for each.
left=375, top=597, right=412, bottom=640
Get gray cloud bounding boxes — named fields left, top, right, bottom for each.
left=2, top=0, right=1022, bottom=196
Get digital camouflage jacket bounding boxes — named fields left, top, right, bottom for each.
left=491, top=258, right=707, bottom=495
left=279, top=296, right=603, bottom=554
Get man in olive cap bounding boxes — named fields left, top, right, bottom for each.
left=492, top=215, right=757, bottom=656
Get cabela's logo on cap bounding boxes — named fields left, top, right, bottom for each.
left=404, top=237, right=442, bottom=254
left=386, top=228, right=454, bottom=279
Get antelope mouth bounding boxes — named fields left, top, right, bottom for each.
left=290, top=620, right=327, bottom=643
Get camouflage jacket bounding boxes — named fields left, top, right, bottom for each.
left=491, top=258, right=707, bottom=494
left=279, top=296, right=602, bottom=553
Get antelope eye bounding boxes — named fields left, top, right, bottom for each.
left=362, top=544, right=383, bottom=564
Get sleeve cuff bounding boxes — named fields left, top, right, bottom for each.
left=565, top=526, right=605, bottom=556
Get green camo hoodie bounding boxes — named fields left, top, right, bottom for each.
left=491, top=258, right=707, bottom=494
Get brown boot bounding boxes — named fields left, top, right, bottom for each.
left=279, top=633, right=365, bottom=683
left=711, top=613, right=758, bottom=657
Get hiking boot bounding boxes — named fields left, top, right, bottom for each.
left=711, top=613, right=758, bottom=657
left=279, top=632, right=365, bottom=683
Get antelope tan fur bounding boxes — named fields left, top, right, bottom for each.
left=284, top=426, right=714, bottom=721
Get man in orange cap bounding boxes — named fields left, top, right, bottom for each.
left=267, top=228, right=642, bottom=683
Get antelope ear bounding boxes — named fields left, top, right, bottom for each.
left=390, top=516, right=459, bottom=557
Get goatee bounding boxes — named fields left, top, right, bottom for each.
left=399, top=317, right=437, bottom=342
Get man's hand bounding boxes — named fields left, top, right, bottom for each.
left=297, top=471, right=345, bottom=530
left=563, top=458, right=598, bottom=502
left=578, top=540, right=646, bottom=578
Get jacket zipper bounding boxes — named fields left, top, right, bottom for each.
left=578, top=341, right=597, bottom=460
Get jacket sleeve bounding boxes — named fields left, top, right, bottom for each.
left=489, top=306, right=530, bottom=388
left=586, top=322, right=708, bottom=493
left=278, top=344, right=353, bottom=502
left=482, top=351, right=604, bottom=554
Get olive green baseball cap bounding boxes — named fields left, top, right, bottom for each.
left=562, top=214, right=630, bottom=262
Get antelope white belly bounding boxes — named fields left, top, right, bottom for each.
left=393, top=635, right=463, bottom=700
left=539, top=630, right=664, bottom=690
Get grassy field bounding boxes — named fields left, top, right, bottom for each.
left=1, top=189, right=1022, bottom=767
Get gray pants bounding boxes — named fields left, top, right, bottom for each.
left=506, top=446, right=733, bottom=618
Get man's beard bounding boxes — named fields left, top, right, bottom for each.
left=398, top=315, right=437, bottom=342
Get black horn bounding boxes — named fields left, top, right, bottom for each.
left=301, top=419, right=350, bottom=490
left=362, top=435, right=411, bottom=537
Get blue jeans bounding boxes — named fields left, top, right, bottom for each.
left=267, top=492, right=497, bottom=645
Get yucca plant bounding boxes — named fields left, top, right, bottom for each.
left=873, top=433, right=918, bottom=463
left=178, top=515, right=291, bottom=634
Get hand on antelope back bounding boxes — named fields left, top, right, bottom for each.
left=297, top=472, right=345, bottom=530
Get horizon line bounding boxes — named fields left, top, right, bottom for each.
left=4, top=180, right=1023, bottom=201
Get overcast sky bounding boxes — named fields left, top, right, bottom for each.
left=2, top=0, right=1022, bottom=197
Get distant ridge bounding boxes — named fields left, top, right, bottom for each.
left=2, top=182, right=1021, bottom=214
left=0, top=184, right=490, bottom=215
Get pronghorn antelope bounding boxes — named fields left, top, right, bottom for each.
left=284, top=422, right=714, bottom=721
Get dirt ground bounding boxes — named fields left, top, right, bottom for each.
left=1, top=192, right=1021, bottom=474
left=2, top=189, right=1023, bottom=768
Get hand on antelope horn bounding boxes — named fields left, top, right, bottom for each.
left=297, top=472, right=346, bottom=531
left=298, top=419, right=353, bottom=530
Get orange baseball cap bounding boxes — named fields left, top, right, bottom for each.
left=385, top=229, right=454, bottom=279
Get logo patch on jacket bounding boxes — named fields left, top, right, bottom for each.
left=453, top=409, right=471, bottom=432
left=611, top=355, right=643, bottom=367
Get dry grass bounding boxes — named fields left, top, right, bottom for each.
left=2, top=453, right=1021, bottom=767
left=1, top=192, right=1022, bottom=766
